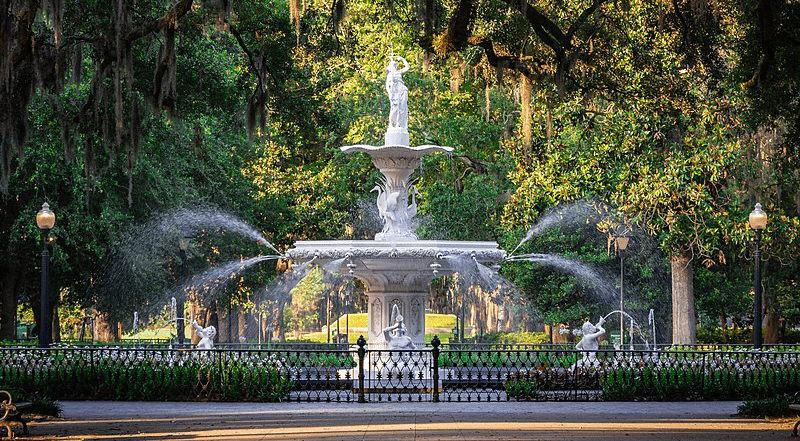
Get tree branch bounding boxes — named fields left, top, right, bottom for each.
left=499, top=0, right=567, bottom=56
left=124, top=0, right=195, bottom=44
left=567, top=0, right=610, bottom=41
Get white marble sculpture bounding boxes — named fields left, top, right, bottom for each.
left=370, top=178, right=421, bottom=241
left=288, top=47, right=505, bottom=352
left=383, top=304, right=416, bottom=350
left=385, top=55, right=410, bottom=146
left=575, top=317, right=605, bottom=368
left=192, top=320, right=216, bottom=349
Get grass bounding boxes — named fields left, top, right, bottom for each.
left=287, top=332, right=452, bottom=344
left=329, top=313, right=456, bottom=329
left=123, top=327, right=190, bottom=340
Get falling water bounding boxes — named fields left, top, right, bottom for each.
left=508, top=253, right=617, bottom=304
left=508, top=200, right=602, bottom=258
left=156, top=207, right=283, bottom=255
left=183, top=255, right=282, bottom=302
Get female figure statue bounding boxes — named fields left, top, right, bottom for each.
left=385, top=56, right=410, bottom=130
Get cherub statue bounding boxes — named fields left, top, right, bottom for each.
left=192, top=320, right=216, bottom=350
left=383, top=304, right=415, bottom=350
left=575, top=316, right=606, bottom=368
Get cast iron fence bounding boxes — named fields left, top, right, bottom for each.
left=1, top=337, right=799, bottom=403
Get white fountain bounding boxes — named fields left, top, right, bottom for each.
left=285, top=55, right=506, bottom=349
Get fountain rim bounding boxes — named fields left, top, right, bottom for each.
left=285, top=239, right=506, bottom=263
left=340, top=144, right=454, bottom=156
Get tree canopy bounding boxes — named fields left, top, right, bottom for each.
left=1, top=0, right=799, bottom=343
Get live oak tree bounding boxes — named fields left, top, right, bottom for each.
left=0, top=0, right=297, bottom=340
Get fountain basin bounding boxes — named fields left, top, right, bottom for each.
left=286, top=240, right=505, bottom=348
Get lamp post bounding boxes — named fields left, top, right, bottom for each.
left=615, top=231, right=630, bottom=349
left=749, top=203, right=767, bottom=349
left=36, top=202, right=56, bottom=348
left=177, top=226, right=192, bottom=346
left=345, top=285, right=350, bottom=344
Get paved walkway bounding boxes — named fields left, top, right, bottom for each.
left=18, top=401, right=792, bottom=440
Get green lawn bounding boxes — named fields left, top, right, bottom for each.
left=288, top=332, right=450, bottom=344
left=123, top=327, right=189, bottom=340
left=329, top=313, right=456, bottom=329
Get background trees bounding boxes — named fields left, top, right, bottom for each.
left=1, top=0, right=798, bottom=343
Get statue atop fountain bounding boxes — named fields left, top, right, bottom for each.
left=383, top=304, right=416, bottom=350
left=192, top=320, right=216, bottom=349
left=575, top=317, right=606, bottom=368
left=385, top=55, right=410, bottom=146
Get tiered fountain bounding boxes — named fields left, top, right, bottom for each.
left=285, top=55, right=506, bottom=349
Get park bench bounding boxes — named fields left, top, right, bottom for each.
left=790, top=401, right=800, bottom=437
left=0, top=390, right=31, bottom=440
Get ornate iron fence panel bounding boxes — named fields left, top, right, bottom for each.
left=278, top=348, right=356, bottom=402
left=364, top=348, right=434, bottom=402
left=440, top=347, right=597, bottom=402
left=2, top=344, right=799, bottom=403
left=439, top=347, right=800, bottom=402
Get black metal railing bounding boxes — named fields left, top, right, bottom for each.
left=1, top=339, right=799, bottom=403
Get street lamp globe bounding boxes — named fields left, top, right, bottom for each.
left=36, top=202, right=56, bottom=230
left=749, top=203, right=767, bottom=230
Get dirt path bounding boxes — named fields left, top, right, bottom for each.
left=15, top=401, right=792, bottom=440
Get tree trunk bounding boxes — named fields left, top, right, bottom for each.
left=449, top=56, right=463, bottom=93
left=485, top=83, right=491, bottom=122
left=521, top=73, right=532, bottom=147
left=206, top=302, right=219, bottom=343
left=190, top=302, right=204, bottom=344
left=763, top=276, right=779, bottom=344
left=278, top=300, right=286, bottom=341
left=218, top=302, right=230, bottom=343
left=52, top=305, right=61, bottom=342
left=237, top=307, right=246, bottom=342
left=0, top=266, right=20, bottom=341
left=93, top=310, right=118, bottom=342
left=671, top=254, right=696, bottom=344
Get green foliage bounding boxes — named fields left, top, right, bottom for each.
left=737, top=394, right=797, bottom=418
left=504, top=378, right=539, bottom=400
left=4, top=0, right=800, bottom=345
left=288, top=267, right=326, bottom=332
left=0, top=388, right=61, bottom=417
left=28, top=393, right=63, bottom=417
left=438, top=350, right=577, bottom=368
left=465, top=331, right=550, bottom=344
left=696, top=327, right=752, bottom=344
left=601, top=365, right=800, bottom=401
left=2, top=352, right=292, bottom=402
